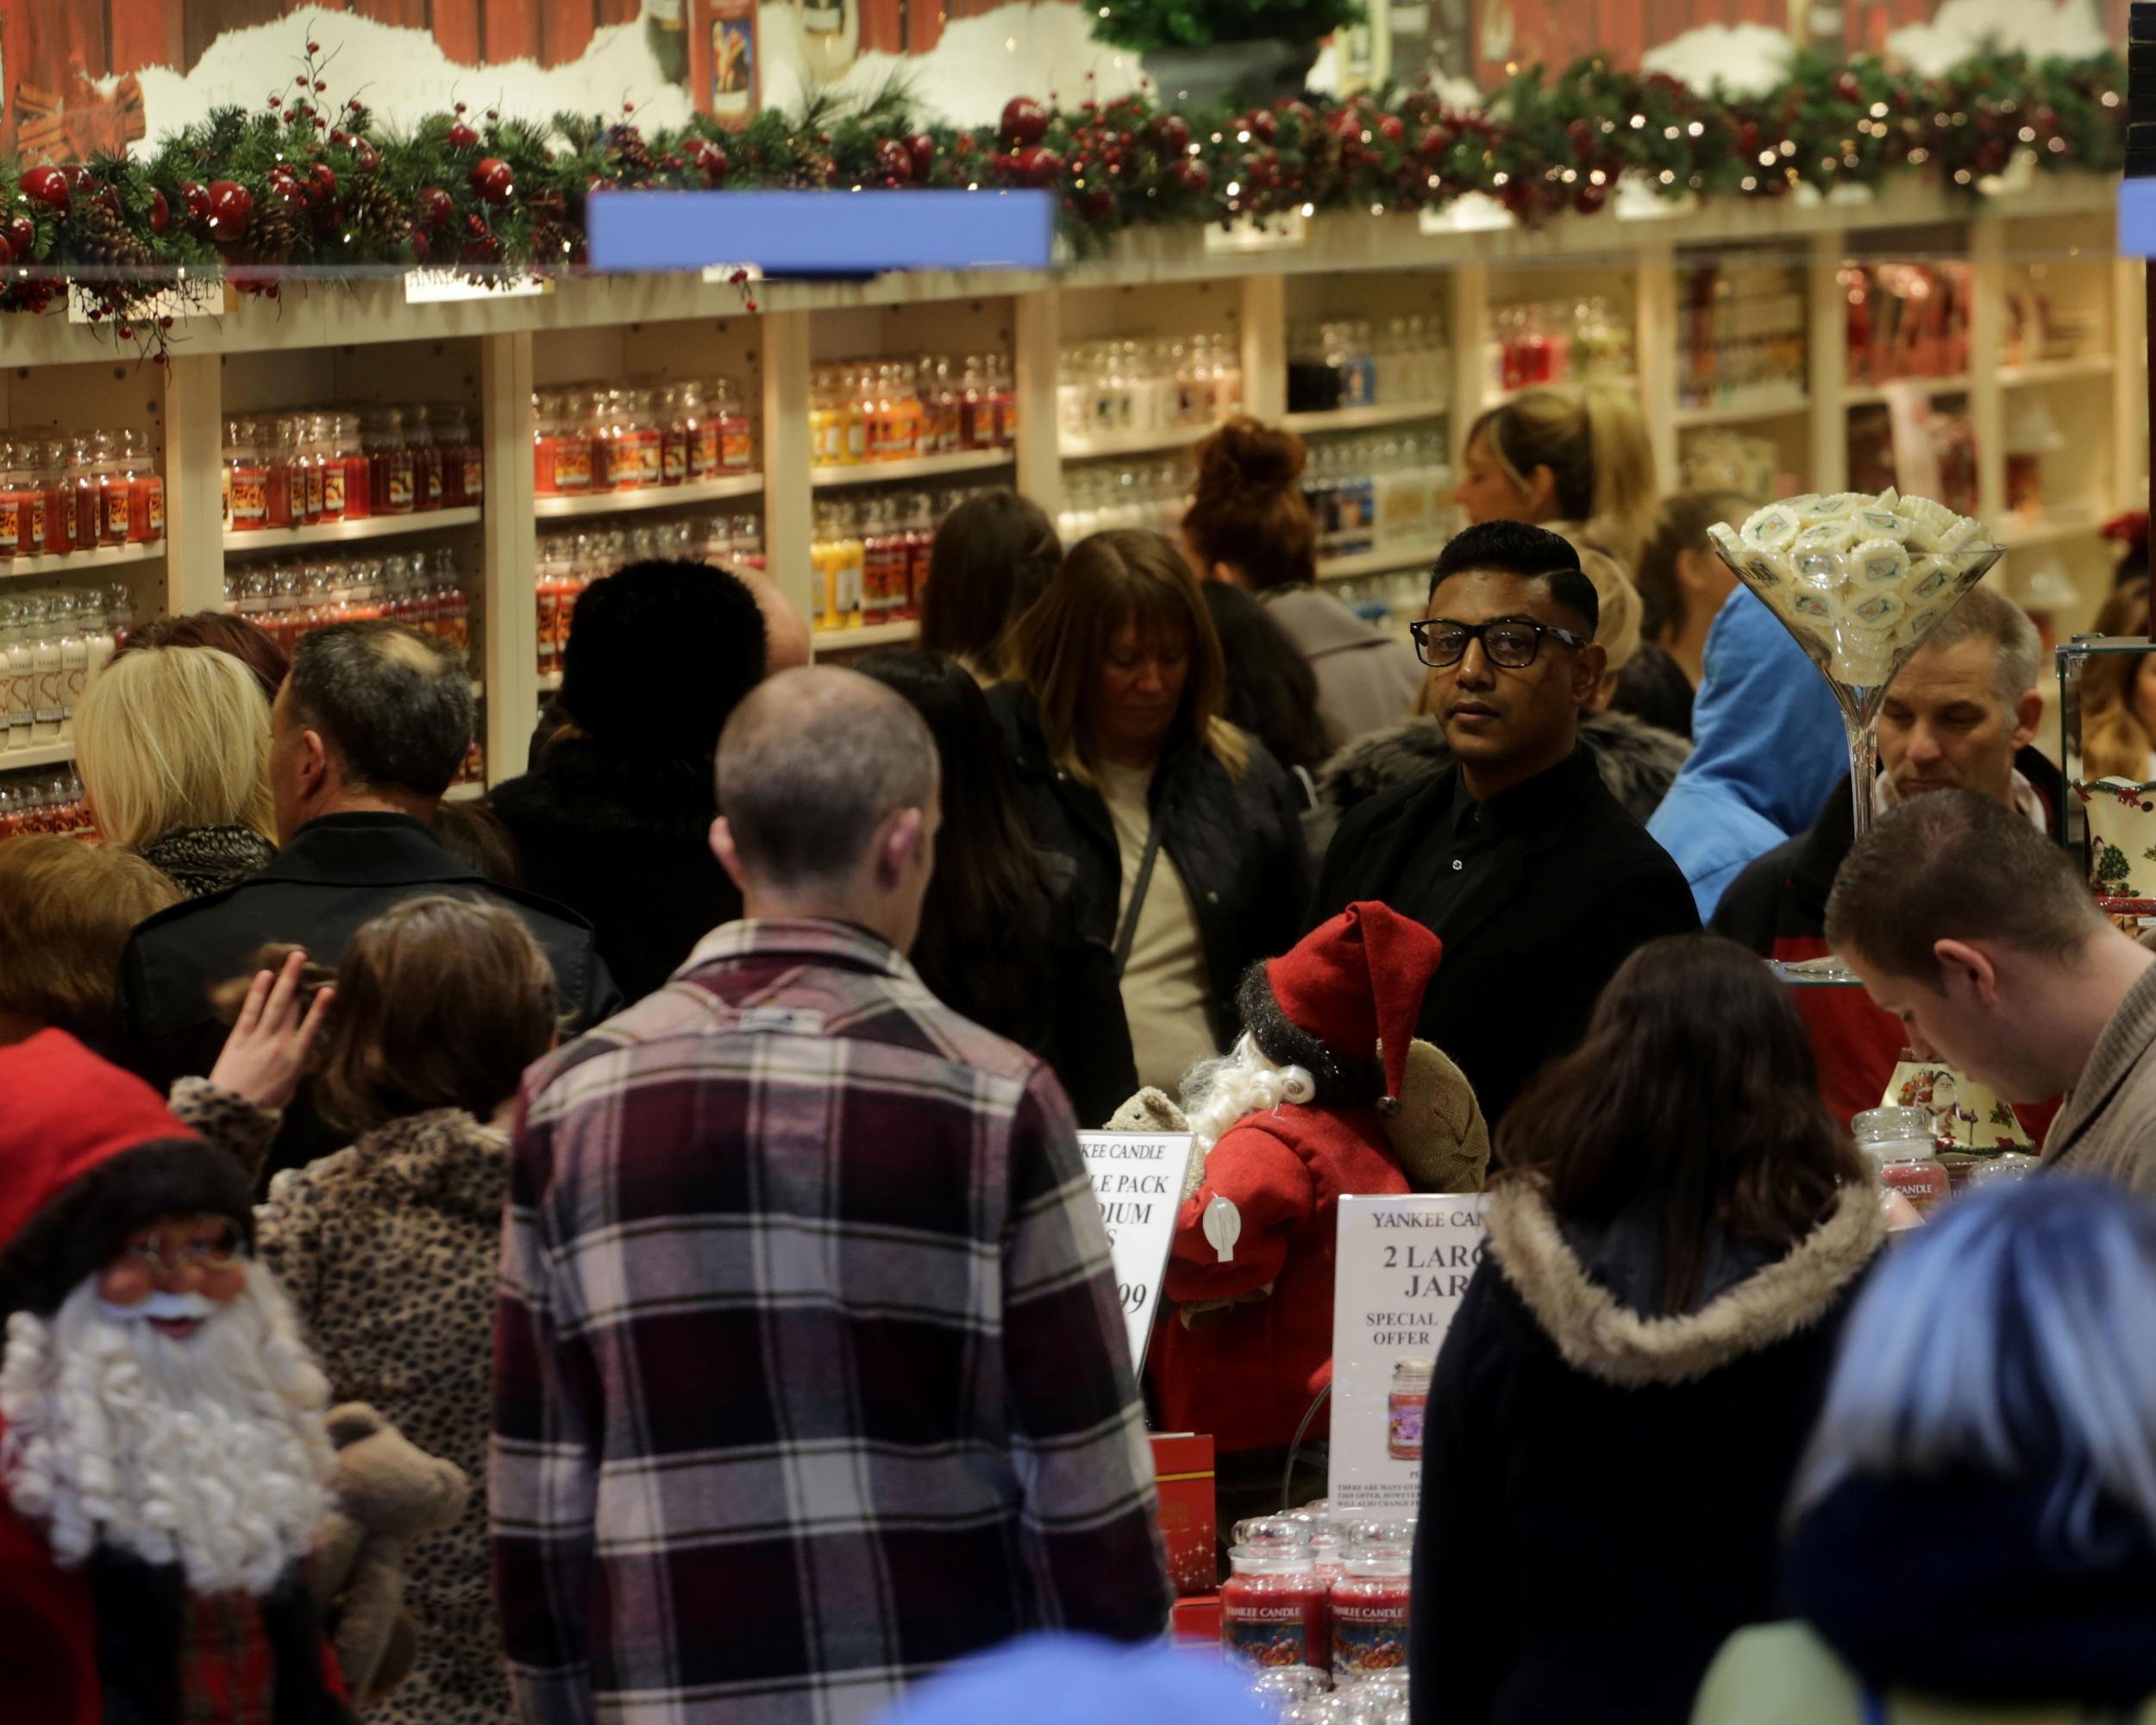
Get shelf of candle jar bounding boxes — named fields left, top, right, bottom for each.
left=0, top=540, right=166, bottom=580
left=1671, top=392, right=1812, bottom=430
left=222, top=507, right=484, bottom=552
left=810, top=449, right=1012, bottom=489
left=1484, top=375, right=1634, bottom=410
left=811, top=620, right=920, bottom=654
left=0, top=740, right=78, bottom=771
left=1057, top=423, right=1222, bottom=461
left=1999, top=354, right=2115, bottom=389
left=534, top=474, right=764, bottom=519
left=1996, top=501, right=2107, bottom=549
left=1280, top=399, right=1451, bottom=436
left=1840, top=375, right=1971, bottom=407
left=1317, top=541, right=1453, bottom=583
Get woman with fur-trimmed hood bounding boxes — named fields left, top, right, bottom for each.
left=1409, top=934, right=1885, bottom=1725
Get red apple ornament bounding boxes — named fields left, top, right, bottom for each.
left=469, top=159, right=515, bottom=205
left=19, top=166, right=71, bottom=212
left=1000, top=97, right=1050, bottom=148
left=205, top=179, right=254, bottom=245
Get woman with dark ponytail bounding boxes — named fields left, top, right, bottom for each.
left=1183, top=417, right=1424, bottom=750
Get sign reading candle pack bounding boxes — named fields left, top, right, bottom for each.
left=1075, top=1132, right=1194, bottom=1372
left=1329, top=1194, right=1489, bottom=1512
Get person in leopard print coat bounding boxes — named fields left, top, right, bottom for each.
left=180, top=895, right=559, bottom=1725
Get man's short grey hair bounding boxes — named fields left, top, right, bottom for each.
left=287, top=623, right=473, bottom=800
left=1920, top=583, right=2040, bottom=710
left=717, top=668, right=939, bottom=887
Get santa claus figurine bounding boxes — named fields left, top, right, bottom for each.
left=1141, top=901, right=1489, bottom=1468
left=0, top=1030, right=352, bottom=1723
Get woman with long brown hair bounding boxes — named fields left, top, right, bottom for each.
left=991, top=529, right=1311, bottom=1092
left=1410, top=933, right=1883, bottom=1725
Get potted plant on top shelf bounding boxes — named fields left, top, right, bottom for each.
left=1093, top=0, right=1364, bottom=112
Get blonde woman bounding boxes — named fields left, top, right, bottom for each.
left=1451, top=384, right=1658, bottom=569
left=2075, top=580, right=2156, bottom=783
left=989, top=529, right=1311, bottom=1093
left=75, top=645, right=277, bottom=896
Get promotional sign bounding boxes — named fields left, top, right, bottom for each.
left=1076, top=1132, right=1194, bottom=1371
left=1328, top=1194, right=1489, bottom=1513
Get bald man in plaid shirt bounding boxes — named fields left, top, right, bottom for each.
left=491, top=668, right=1171, bottom=1725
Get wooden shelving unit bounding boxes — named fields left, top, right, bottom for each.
left=0, top=174, right=2135, bottom=792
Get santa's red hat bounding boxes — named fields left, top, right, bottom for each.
left=0, top=1030, right=254, bottom=1319
left=1238, top=902, right=1445, bottom=1107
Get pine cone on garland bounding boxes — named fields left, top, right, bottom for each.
left=346, top=174, right=405, bottom=244
left=72, top=198, right=154, bottom=271
left=604, top=123, right=655, bottom=181
left=531, top=221, right=586, bottom=267
left=250, top=188, right=308, bottom=261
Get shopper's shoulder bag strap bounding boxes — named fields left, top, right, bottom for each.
left=1112, top=816, right=1167, bottom=979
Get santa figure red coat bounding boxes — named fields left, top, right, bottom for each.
left=1146, top=903, right=1486, bottom=1453
left=0, top=1030, right=351, bottom=1724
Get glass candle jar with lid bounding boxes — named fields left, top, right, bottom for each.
left=1852, top=1105, right=1951, bottom=1219
left=1222, top=1517, right=1329, bottom=1675
left=1330, top=1522, right=1413, bottom=1682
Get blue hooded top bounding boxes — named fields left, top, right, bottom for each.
left=1646, top=588, right=1849, bottom=919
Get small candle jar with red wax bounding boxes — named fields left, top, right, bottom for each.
left=1222, top=1521, right=1329, bottom=1676
left=1331, top=1528, right=1413, bottom=1683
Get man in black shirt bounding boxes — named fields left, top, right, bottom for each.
left=1312, top=521, right=1698, bottom=1125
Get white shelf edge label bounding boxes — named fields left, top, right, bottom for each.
left=404, top=270, right=552, bottom=304
left=1204, top=211, right=1309, bottom=254
left=699, top=262, right=767, bottom=284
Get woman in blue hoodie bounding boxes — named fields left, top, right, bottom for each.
left=1646, top=586, right=1846, bottom=919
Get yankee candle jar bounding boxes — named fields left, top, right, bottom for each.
left=1388, top=1358, right=1432, bottom=1461
left=1222, top=1540, right=1329, bottom=1675
left=1852, top=1105, right=1952, bottom=1218
left=1331, top=1541, right=1412, bottom=1681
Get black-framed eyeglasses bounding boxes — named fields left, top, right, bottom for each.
left=1409, top=616, right=1591, bottom=670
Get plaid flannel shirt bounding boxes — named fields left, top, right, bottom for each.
left=492, top=919, right=1169, bottom=1725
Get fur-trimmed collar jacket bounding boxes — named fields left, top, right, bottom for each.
left=1410, top=1180, right=1884, bottom=1725
left=1317, top=708, right=1691, bottom=832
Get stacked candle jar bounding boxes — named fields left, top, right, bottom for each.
left=532, top=380, right=756, bottom=497
left=810, top=354, right=1015, bottom=467
left=1056, top=336, right=1246, bottom=442
left=534, top=514, right=765, bottom=674
left=1489, top=297, right=1633, bottom=394
left=227, top=549, right=472, bottom=665
left=1286, top=319, right=1449, bottom=415
left=1302, top=435, right=1457, bottom=561
left=1224, top=1509, right=1413, bottom=1721
left=1678, top=260, right=1807, bottom=412
left=0, top=772, right=91, bottom=837
left=0, top=430, right=164, bottom=560
left=1055, top=462, right=1189, bottom=545
left=224, top=405, right=482, bottom=530
left=0, top=586, right=132, bottom=752
left=812, top=487, right=986, bottom=634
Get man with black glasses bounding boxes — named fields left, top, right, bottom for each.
left=1311, top=520, right=1697, bottom=1124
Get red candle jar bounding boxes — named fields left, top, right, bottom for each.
left=407, top=405, right=443, bottom=512
left=366, top=408, right=415, bottom=516
left=225, top=422, right=266, bottom=534
left=713, top=376, right=754, bottom=472
left=1853, top=1105, right=1952, bottom=1219
left=1330, top=1540, right=1412, bottom=1681
left=41, top=441, right=72, bottom=557
left=680, top=381, right=719, bottom=480
left=132, top=466, right=164, bottom=545
left=98, top=432, right=135, bottom=546
left=1221, top=1534, right=1328, bottom=1676
left=659, top=386, right=688, bottom=487
left=263, top=417, right=298, bottom=530
left=338, top=414, right=372, bottom=521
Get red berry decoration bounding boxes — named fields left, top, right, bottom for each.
left=906, top=133, right=936, bottom=179
left=19, top=166, right=71, bottom=211
left=1572, top=182, right=1608, bottom=215
left=686, top=136, right=730, bottom=186
left=0, top=233, right=13, bottom=269
left=469, top=158, right=515, bottom=205
left=447, top=121, right=480, bottom=150
left=417, top=187, right=454, bottom=233
left=1275, top=99, right=1317, bottom=135
left=1248, top=109, right=1279, bottom=145
left=875, top=139, right=914, bottom=185
left=1000, top=97, right=1050, bottom=148
left=1376, top=114, right=1405, bottom=144
left=147, top=187, right=170, bottom=235
left=205, top=179, right=254, bottom=245
left=1006, top=145, right=1065, bottom=187
left=1418, top=124, right=1453, bottom=163
left=1169, top=158, right=1211, bottom=196
left=1154, top=114, right=1192, bottom=156
left=352, top=138, right=380, bottom=174
left=310, top=163, right=339, bottom=201
left=3, top=215, right=33, bottom=256
left=1328, top=106, right=1368, bottom=141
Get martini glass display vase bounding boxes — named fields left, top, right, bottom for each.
left=1706, top=505, right=2003, bottom=848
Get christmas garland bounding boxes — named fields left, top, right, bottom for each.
left=0, top=33, right=2122, bottom=359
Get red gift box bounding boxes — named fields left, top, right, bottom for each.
left=1172, top=1593, right=1222, bottom=1651
left=1151, top=1432, right=1218, bottom=1598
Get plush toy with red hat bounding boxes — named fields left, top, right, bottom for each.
left=1138, top=903, right=1489, bottom=1457
left=0, top=1029, right=353, bottom=1725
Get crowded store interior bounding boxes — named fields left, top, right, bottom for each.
left=0, top=1, right=2153, bottom=1722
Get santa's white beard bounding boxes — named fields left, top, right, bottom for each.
left=1180, top=1032, right=1317, bottom=1157
left=0, top=1270, right=335, bottom=1596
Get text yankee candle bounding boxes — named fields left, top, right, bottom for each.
left=1331, top=1195, right=1490, bottom=1512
